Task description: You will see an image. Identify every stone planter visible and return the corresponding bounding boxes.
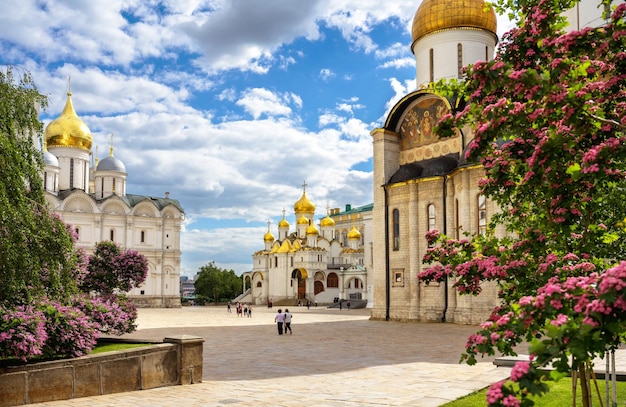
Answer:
[0,335,204,407]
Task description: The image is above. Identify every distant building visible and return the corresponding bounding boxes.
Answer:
[241,184,373,306]
[42,88,184,307]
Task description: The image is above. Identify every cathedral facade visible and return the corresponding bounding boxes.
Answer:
[370,0,501,323]
[42,90,184,307]
[242,186,373,307]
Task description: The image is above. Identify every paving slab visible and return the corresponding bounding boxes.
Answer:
[28,305,514,407]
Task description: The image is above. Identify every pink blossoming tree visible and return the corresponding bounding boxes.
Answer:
[420,0,626,405]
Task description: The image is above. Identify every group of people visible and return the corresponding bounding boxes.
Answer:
[274,308,293,335]
[227,302,252,317]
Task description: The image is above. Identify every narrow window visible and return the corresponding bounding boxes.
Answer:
[428,204,436,231]
[44,172,48,190]
[110,229,115,241]
[429,48,434,82]
[140,230,145,243]
[393,209,400,250]
[455,199,460,239]
[69,158,74,188]
[457,43,463,79]
[112,179,116,193]
[101,178,104,198]
[74,227,80,240]
[478,195,487,235]
[485,46,489,61]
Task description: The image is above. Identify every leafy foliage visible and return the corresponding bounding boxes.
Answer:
[421,0,626,405]
[82,241,148,295]
[0,67,83,305]
[194,262,241,302]
[0,69,142,361]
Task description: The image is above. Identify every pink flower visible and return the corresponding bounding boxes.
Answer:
[510,361,531,382]
[486,381,504,404]
[550,314,568,326]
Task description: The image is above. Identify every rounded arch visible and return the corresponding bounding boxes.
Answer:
[291,268,308,279]
[345,276,365,289]
[61,194,99,213]
[313,271,325,281]
[132,201,159,217]
[101,200,129,216]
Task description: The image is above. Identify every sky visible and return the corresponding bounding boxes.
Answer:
[0,0,514,276]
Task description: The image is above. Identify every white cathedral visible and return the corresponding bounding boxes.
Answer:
[41,89,184,307]
[241,184,373,307]
[369,0,620,323]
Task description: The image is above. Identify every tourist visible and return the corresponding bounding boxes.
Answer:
[243,304,248,317]
[339,300,342,311]
[227,302,232,313]
[347,301,351,311]
[248,305,252,317]
[284,309,293,335]
[274,309,285,335]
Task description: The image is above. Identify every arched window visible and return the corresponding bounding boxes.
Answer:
[327,272,339,288]
[392,209,400,250]
[478,194,487,235]
[256,281,262,288]
[457,43,463,79]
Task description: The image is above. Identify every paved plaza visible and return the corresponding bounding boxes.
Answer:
[29,305,515,406]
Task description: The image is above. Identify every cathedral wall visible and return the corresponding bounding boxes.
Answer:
[413,29,497,87]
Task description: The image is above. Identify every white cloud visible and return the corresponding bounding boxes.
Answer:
[319,68,335,81]
[235,88,294,119]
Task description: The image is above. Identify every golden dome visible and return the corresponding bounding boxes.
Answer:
[411,0,497,43]
[264,231,275,242]
[306,223,319,235]
[348,226,361,240]
[294,191,316,214]
[297,215,309,225]
[45,92,93,151]
[278,217,290,228]
[320,214,335,227]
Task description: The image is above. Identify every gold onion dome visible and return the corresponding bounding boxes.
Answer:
[320,214,335,227]
[411,0,497,43]
[306,223,319,235]
[264,231,275,242]
[278,217,290,228]
[297,215,309,225]
[294,191,316,214]
[45,91,93,151]
[348,226,361,240]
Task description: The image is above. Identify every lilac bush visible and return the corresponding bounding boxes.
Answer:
[74,295,137,336]
[38,300,98,358]
[0,305,47,361]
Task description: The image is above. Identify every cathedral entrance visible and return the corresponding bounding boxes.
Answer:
[292,268,308,299]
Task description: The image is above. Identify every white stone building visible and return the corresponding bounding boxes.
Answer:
[42,90,184,307]
[370,0,501,323]
[241,185,373,307]
[369,0,620,323]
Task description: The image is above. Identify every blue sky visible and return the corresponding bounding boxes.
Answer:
[0,0,513,275]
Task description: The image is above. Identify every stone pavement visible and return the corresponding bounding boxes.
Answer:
[29,305,515,407]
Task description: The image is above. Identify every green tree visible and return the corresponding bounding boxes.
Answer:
[194,262,241,302]
[0,67,83,305]
[421,0,626,405]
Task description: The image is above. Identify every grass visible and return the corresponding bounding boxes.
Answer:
[90,342,151,354]
[443,377,626,406]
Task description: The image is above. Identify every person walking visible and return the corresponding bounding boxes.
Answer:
[227,302,232,313]
[347,301,351,311]
[248,305,252,317]
[274,309,285,335]
[284,309,293,335]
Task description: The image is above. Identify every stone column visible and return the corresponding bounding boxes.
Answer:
[164,335,204,385]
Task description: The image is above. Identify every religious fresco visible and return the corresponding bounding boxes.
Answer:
[398,96,455,151]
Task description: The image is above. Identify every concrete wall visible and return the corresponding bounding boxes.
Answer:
[0,335,204,407]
